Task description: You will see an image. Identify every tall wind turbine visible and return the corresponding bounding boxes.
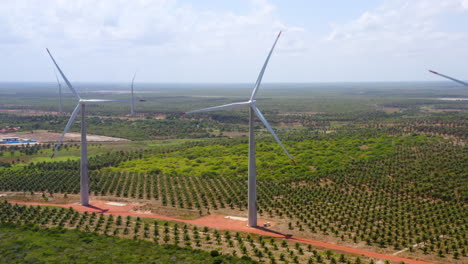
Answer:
[54,70,63,113]
[47,48,129,206]
[130,72,136,115]
[182,31,295,227]
[429,70,468,87]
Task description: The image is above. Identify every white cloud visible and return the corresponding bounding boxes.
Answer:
[0,0,303,54]
[1,0,466,82]
[326,0,468,54]
[0,0,309,82]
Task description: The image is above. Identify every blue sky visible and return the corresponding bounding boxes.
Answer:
[0,0,467,83]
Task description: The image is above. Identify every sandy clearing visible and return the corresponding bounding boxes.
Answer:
[105,202,127,207]
[11,200,435,264]
[1,131,128,143]
[225,216,248,221]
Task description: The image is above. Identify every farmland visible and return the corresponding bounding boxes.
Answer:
[0,83,467,264]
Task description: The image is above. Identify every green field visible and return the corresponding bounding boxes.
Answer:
[0,223,256,264]
[0,83,466,263]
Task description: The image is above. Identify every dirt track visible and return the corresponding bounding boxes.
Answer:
[11,200,435,264]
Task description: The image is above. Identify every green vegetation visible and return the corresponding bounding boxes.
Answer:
[0,84,467,262]
[113,133,437,180]
[0,222,255,264]
[0,202,372,264]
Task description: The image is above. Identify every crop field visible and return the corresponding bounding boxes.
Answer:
[0,83,467,264]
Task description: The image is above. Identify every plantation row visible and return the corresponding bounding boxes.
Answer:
[0,170,465,259]
[0,143,51,156]
[0,224,255,264]
[0,201,375,264]
[362,121,468,139]
[0,113,244,141]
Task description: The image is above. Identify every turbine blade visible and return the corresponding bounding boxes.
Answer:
[54,69,63,112]
[131,71,137,90]
[252,105,295,164]
[53,69,61,88]
[46,48,81,99]
[184,101,251,115]
[131,71,136,114]
[250,31,282,101]
[51,104,81,158]
[81,99,131,103]
[429,70,468,87]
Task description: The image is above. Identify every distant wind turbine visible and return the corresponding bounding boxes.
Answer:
[53,70,63,113]
[47,48,130,206]
[182,31,295,227]
[429,70,468,87]
[130,72,136,115]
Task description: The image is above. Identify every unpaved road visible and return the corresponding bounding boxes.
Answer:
[11,200,435,264]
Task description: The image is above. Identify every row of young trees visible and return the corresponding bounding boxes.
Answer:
[0,117,466,261]
[0,147,465,261]
[0,201,377,264]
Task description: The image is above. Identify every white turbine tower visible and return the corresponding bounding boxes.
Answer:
[54,70,63,113]
[47,48,129,206]
[429,70,468,87]
[130,72,136,115]
[182,31,295,227]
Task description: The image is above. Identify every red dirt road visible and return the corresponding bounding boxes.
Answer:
[11,200,434,264]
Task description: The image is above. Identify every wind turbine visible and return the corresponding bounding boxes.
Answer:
[53,70,63,113]
[130,72,136,115]
[182,31,295,227]
[429,70,468,87]
[47,48,129,206]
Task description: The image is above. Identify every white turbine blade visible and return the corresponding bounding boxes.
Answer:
[131,71,136,114]
[131,71,137,95]
[252,106,296,165]
[81,99,131,103]
[250,31,282,101]
[54,69,63,112]
[183,101,251,115]
[429,70,468,87]
[53,69,61,88]
[51,104,81,158]
[46,48,81,99]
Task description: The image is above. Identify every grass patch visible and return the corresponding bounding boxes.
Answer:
[0,223,256,264]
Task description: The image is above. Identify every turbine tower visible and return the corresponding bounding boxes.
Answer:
[54,70,63,113]
[130,72,137,115]
[47,48,129,206]
[429,70,468,87]
[182,31,295,227]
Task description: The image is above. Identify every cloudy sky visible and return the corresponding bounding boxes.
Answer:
[1,0,467,83]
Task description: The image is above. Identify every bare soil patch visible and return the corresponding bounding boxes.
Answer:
[1,131,128,143]
[9,198,436,264]
[425,108,467,113]
[381,107,400,113]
